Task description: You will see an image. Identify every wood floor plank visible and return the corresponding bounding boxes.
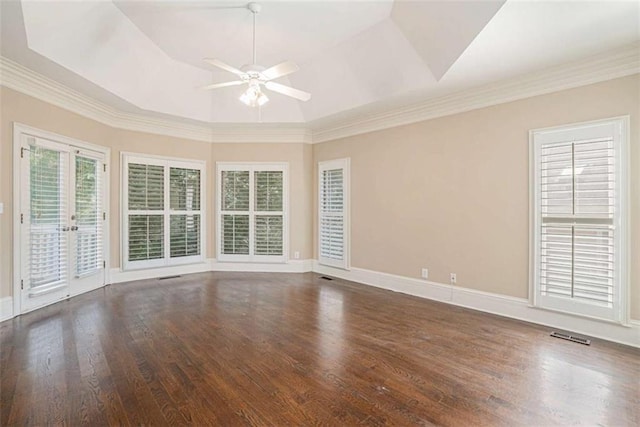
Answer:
[1,271,638,426]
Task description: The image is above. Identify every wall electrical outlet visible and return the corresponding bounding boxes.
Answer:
[421,268,429,279]
[294,251,300,259]
[450,273,457,285]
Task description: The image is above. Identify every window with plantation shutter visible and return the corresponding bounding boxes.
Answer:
[217,164,287,263]
[530,118,628,322]
[122,154,205,270]
[318,158,350,269]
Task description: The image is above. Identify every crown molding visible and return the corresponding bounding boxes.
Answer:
[0,57,312,144]
[310,44,640,143]
[2,44,638,146]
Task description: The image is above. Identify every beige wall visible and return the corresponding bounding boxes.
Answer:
[313,74,640,320]
[0,87,313,298]
[2,74,638,320]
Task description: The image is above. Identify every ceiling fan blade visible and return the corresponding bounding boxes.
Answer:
[261,61,300,81]
[200,80,244,90]
[264,82,311,102]
[203,58,245,77]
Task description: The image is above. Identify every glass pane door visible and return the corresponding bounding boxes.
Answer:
[20,137,106,313]
[21,138,70,312]
[69,151,106,296]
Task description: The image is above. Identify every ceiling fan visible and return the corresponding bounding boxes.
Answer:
[201,2,311,107]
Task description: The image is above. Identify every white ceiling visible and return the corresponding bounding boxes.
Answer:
[1,0,639,126]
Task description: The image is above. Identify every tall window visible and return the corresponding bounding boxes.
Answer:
[122,153,205,270]
[318,158,350,269]
[217,163,287,263]
[530,118,628,322]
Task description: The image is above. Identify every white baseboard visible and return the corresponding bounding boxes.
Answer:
[110,258,314,284]
[313,262,640,348]
[211,258,313,273]
[109,259,216,284]
[0,296,14,322]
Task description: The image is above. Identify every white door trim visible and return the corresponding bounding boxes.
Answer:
[12,122,111,316]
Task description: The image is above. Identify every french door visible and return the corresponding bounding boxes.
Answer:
[20,134,106,313]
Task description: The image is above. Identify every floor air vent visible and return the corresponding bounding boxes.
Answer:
[320,276,334,281]
[158,275,181,280]
[550,331,591,345]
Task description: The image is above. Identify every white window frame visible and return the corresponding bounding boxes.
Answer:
[529,117,629,324]
[318,158,350,270]
[216,162,289,263]
[121,152,206,271]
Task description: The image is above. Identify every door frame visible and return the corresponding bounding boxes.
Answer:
[12,123,111,316]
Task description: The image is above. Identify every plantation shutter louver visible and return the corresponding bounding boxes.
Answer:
[319,159,349,269]
[532,119,626,322]
[218,164,287,262]
[75,156,103,277]
[28,143,69,289]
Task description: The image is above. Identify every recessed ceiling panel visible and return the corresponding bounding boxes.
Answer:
[114,0,394,70]
[290,18,435,121]
[391,0,505,80]
[21,0,213,122]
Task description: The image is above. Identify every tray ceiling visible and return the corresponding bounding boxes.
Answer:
[1,1,638,126]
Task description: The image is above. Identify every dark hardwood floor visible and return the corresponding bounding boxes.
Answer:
[1,272,638,426]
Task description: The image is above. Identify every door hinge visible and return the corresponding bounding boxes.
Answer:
[103,163,107,172]
[21,147,24,158]
[21,280,24,290]
[20,213,24,224]
[103,212,106,220]
[103,260,106,269]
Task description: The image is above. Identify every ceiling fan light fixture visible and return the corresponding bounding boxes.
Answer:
[239,83,269,107]
[202,2,311,106]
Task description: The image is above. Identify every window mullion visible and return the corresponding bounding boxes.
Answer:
[163,163,170,264]
[249,167,255,259]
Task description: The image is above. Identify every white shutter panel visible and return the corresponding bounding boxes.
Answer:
[28,144,69,288]
[255,171,283,211]
[170,214,201,258]
[536,126,619,318]
[254,171,283,256]
[220,170,250,255]
[222,171,250,211]
[170,167,201,211]
[127,163,165,262]
[255,215,283,255]
[319,159,348,269]
[169,167,202,259]
[222,214,250,254]
[75,156,103,276]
